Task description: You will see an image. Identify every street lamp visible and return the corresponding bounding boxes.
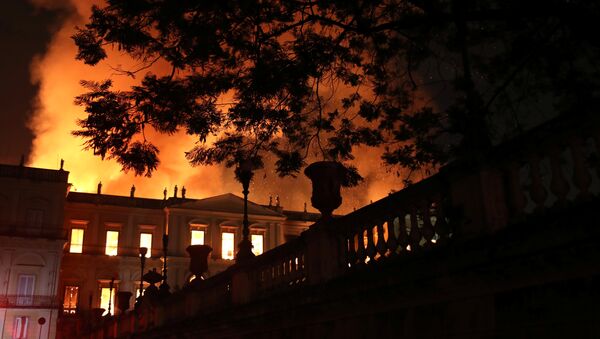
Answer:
[235,159,255,263]
[107,277,114,316]
[159,233,170,295]
[136,247,147,307]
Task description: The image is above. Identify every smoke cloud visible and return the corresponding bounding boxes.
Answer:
[27,0,407,214]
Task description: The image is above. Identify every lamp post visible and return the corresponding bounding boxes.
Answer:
[159,233,170,295]
[137,247,147,306]
[107,277,114,316]
[235,159,255,263]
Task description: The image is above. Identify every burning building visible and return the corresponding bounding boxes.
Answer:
[0,162,317,338]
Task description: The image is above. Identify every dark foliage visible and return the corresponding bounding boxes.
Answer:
[72,0,599,183]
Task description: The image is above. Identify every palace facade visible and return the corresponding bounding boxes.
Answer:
[0,163,317,338]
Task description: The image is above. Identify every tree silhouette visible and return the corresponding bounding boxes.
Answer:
[72,0,599,183]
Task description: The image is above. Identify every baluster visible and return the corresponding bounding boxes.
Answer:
[258,268,265,290]
[365,226,377,262]
[505,160,527,218]
[397,215,410,252]
[421,200,435,246]
[270,265,277,289]
[433,197,450,244]
[276,261,283,286]
[385,219,399,256]
[408,206,422,250]
[298,254,305,276]
[296,253,302,281]
[268,266,274,289]
[569,135,592,200]
[289,256,297,283]
[346,234,357,267]
[256,270,263,290]
[528,153,547,212]
[375,222,387,259]
[297,253,304,282]
[548,144,569,207]
[265,267,271,289]
[355,229,366,264]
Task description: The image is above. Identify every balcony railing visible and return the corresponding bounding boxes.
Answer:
[0,294,60,308]
[0,223,66,239]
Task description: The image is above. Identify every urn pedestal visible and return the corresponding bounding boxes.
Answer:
[142,268,163,299]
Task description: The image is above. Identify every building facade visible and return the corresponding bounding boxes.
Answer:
[0,163,318,338]
[59,188,318,337]
[59,191,316,317]
[0,164,69,339]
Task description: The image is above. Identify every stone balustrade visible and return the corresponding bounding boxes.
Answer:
[0,294,60,308]
[332,175,452,268]
[249,237,307,296]
[85,114,600,338]
[493,116,600,219]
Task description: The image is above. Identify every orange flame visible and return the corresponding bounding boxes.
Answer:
[27,0,412,214]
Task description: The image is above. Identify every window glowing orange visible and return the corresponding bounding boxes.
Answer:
[100,287,115,316]
[191,230,205,245]
[139,233,152,257]
[69,228,84,253]
[105,231,119,256]
[251,234,264,256]
[221,232,235,260]
[63,286,79,314]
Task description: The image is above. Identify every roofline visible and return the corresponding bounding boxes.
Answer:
[65,191,311,219]
[0,164,69,183]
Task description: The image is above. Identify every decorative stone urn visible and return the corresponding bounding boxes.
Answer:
[116,291,132,314]
[304,161,345,220]
[186,244,213,280]
[142,268,163,298]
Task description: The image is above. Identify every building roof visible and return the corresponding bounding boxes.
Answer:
[65,192,316,221]
[67,191,166,209]
[168,193,285,217]
[281,210,321,222]
[0,164,69,183]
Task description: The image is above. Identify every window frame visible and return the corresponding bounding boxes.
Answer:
[16,274,35,306]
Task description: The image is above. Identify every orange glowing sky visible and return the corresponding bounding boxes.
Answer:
[24,0,411,213]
